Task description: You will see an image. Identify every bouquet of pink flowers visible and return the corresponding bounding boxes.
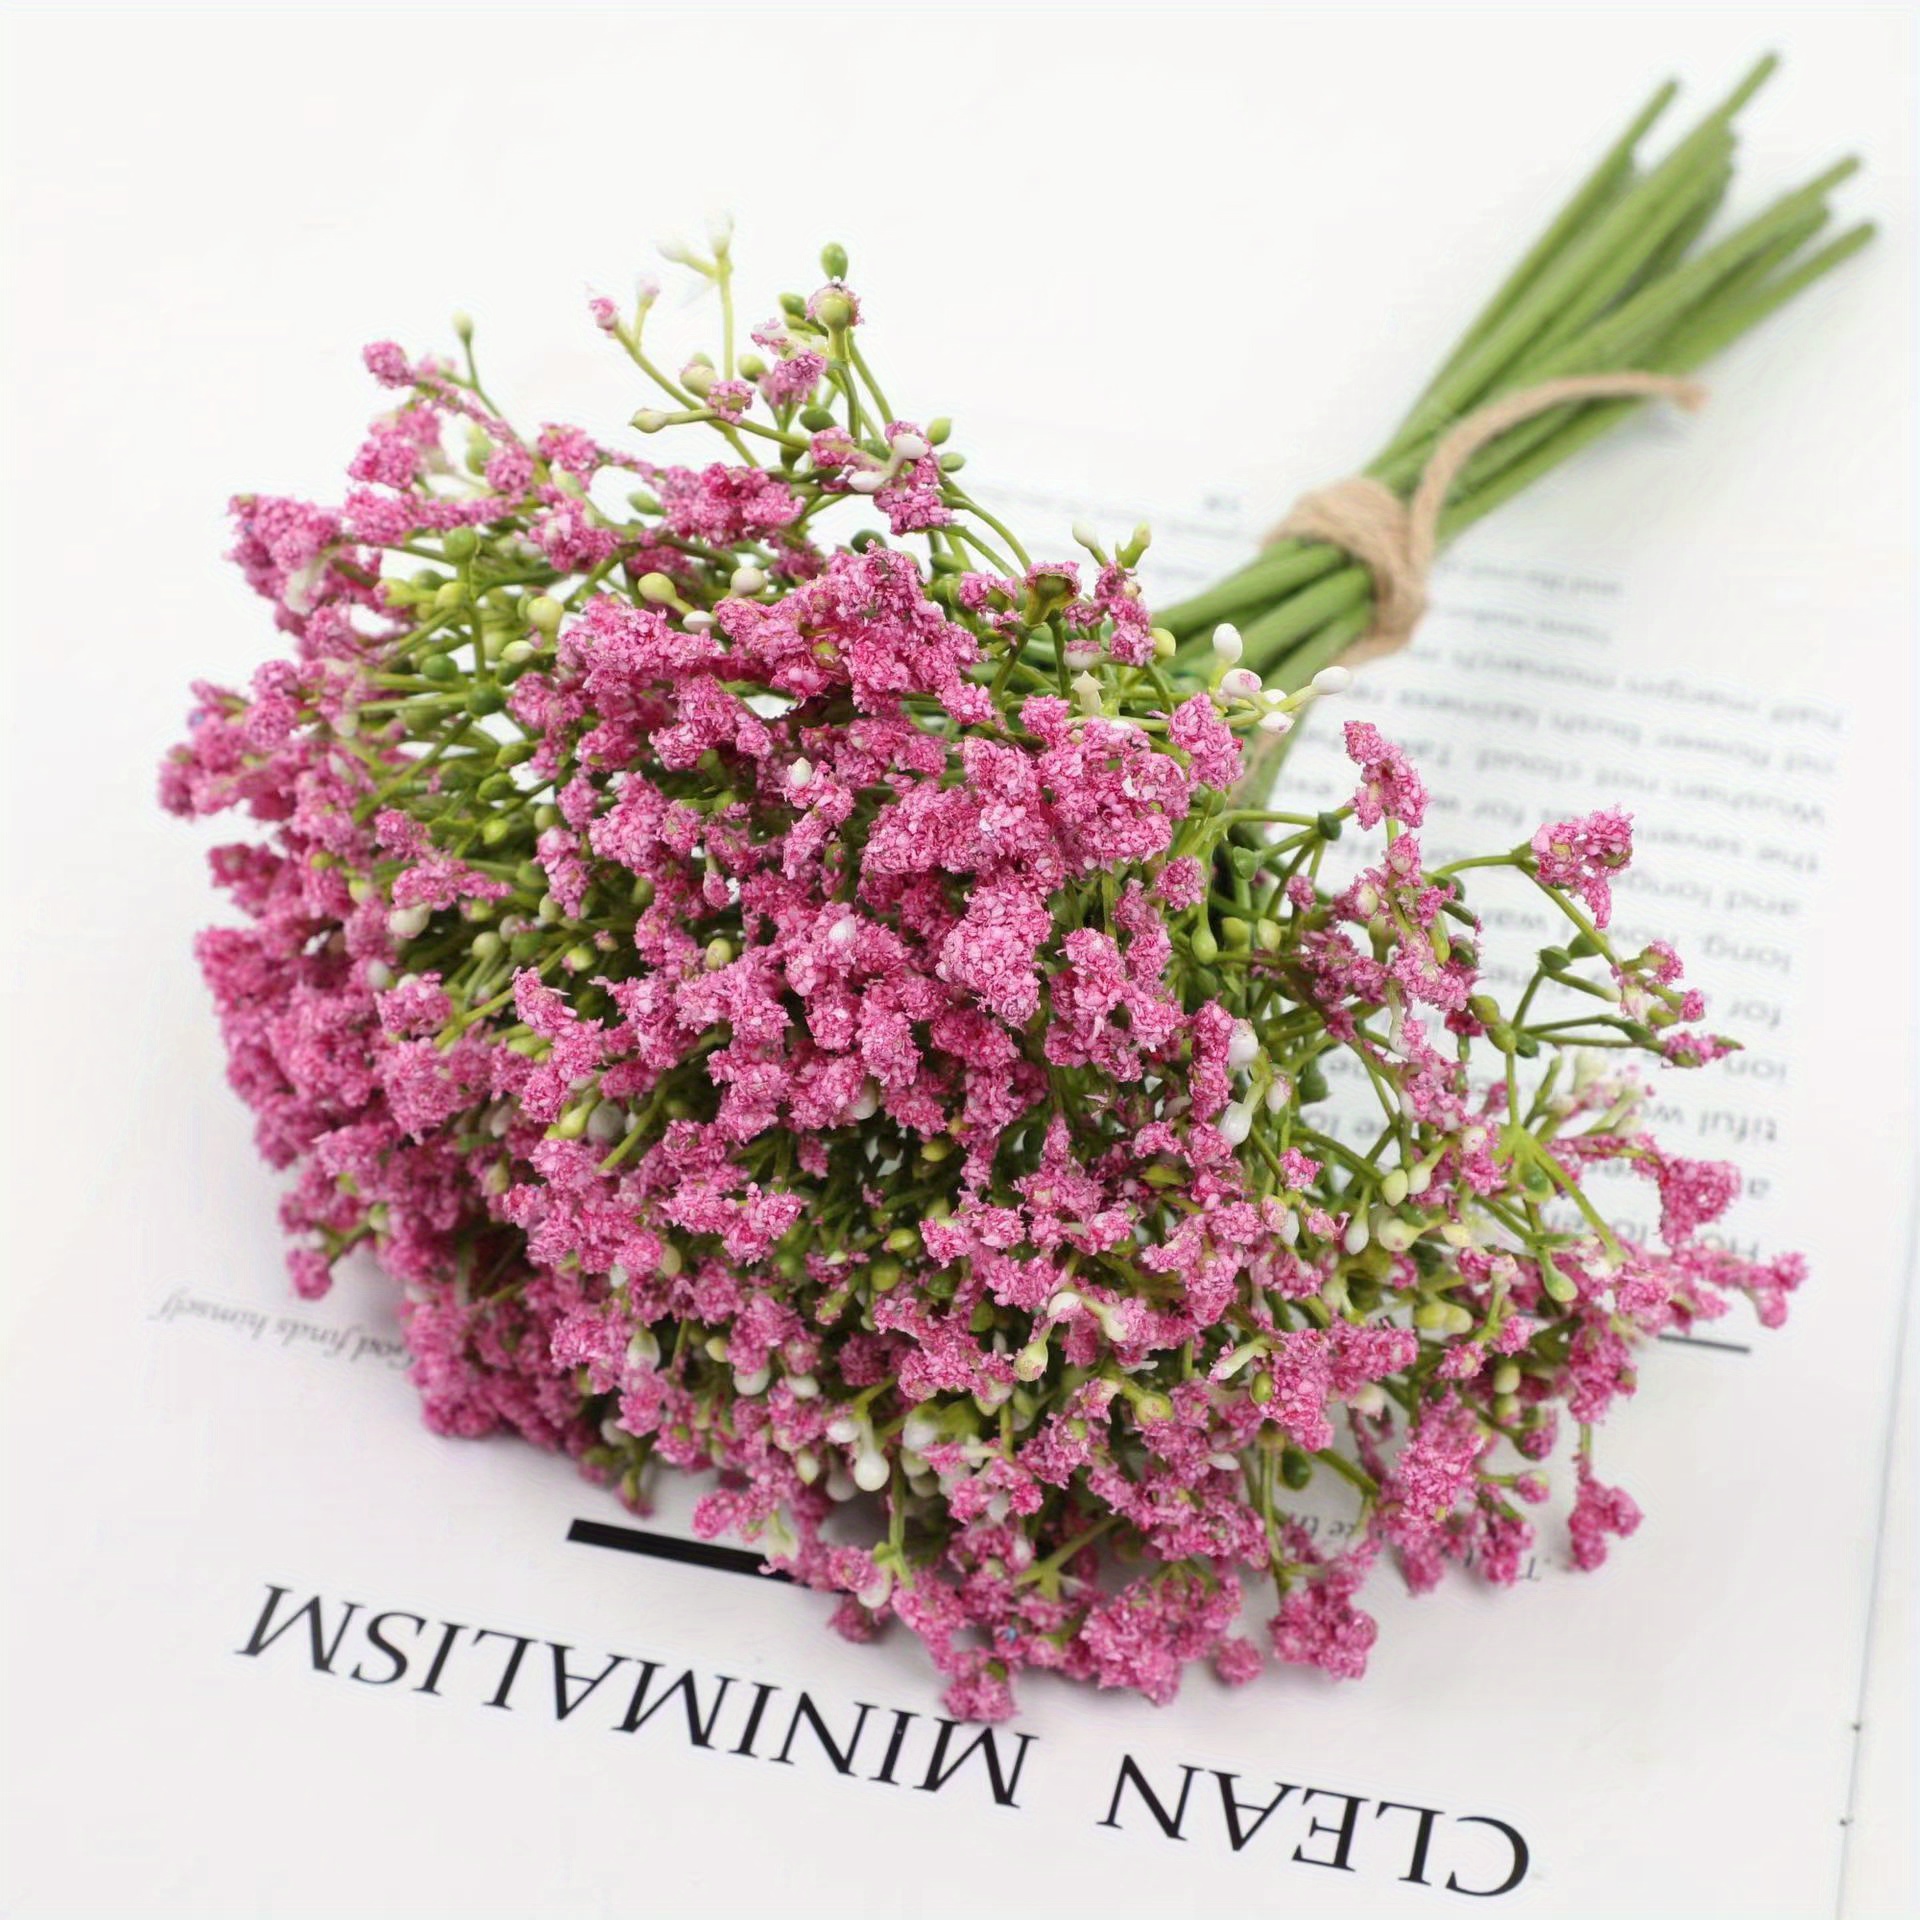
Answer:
[165,63,1860,1719]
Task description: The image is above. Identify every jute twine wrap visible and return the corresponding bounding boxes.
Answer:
[1273,372,1709,667]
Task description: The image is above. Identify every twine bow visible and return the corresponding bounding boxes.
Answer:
[1272,372,1709,666]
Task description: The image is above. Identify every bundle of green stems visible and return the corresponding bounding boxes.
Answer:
[1158,55,1871,688]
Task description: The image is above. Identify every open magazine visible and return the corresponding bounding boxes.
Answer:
[2,439,1909,1912]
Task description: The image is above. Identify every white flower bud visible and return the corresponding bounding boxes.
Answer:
[1218,1101,1255,1147]
[1219,667,1262,700]
[1211,624,1243,665]
[855,1565,893,1610]
[626,1327,660,1370]
[1351,1383,1387,1417]
[846,469,885,495]
[1014,1337,1051,1382]
[1257,709,1295,736]
[826,916,857,950]
[1342,1214,1371,1255]
[1380,1168,1410,1208]
[586,1101,625,1145]
[825,1412,861,1445]
[1226,1019,1260,1073]
[851,1448,891,1494]
[901,1411,941,1454]
[1264,1074,1293,1114]
[365,961,395,991]
[732,1365,770,1395]
[891,434,928,460]
[729,564,767,594]
[1071,670,1103,715]
[681,611,715,634]
[787,756,814,791]
[825,1467,856,1502]
[1311,665,1352,695]
[1377,1215,1418,1254]
[787,1373,820,1400]
[1071,518,1100,551]
[848,1079,880,1121]
[387,904,430,941]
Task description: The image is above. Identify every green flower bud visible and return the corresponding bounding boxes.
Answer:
[443,526,479,563]
[420,652,458,684]
[526,596,564,635]
[926,416,952,445]
[812,289,854,330]
[1540,1257,1579,1304]
[798,404,836,433]
[1491,1361,1522,1395]
[819,242,849,279]
[1189,920,1220,965]
[1280,1445,1314,1489]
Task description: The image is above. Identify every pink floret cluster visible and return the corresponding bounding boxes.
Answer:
[163,257,1803,1719]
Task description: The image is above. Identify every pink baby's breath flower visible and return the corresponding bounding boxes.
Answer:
[163,247,1806,1724]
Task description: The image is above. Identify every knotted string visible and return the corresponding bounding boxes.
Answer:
[1272,372,1709,666]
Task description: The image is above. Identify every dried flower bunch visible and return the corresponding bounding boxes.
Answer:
[166,65,1855,1718]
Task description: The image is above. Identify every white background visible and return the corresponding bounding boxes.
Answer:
[2,5,1913,1915]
